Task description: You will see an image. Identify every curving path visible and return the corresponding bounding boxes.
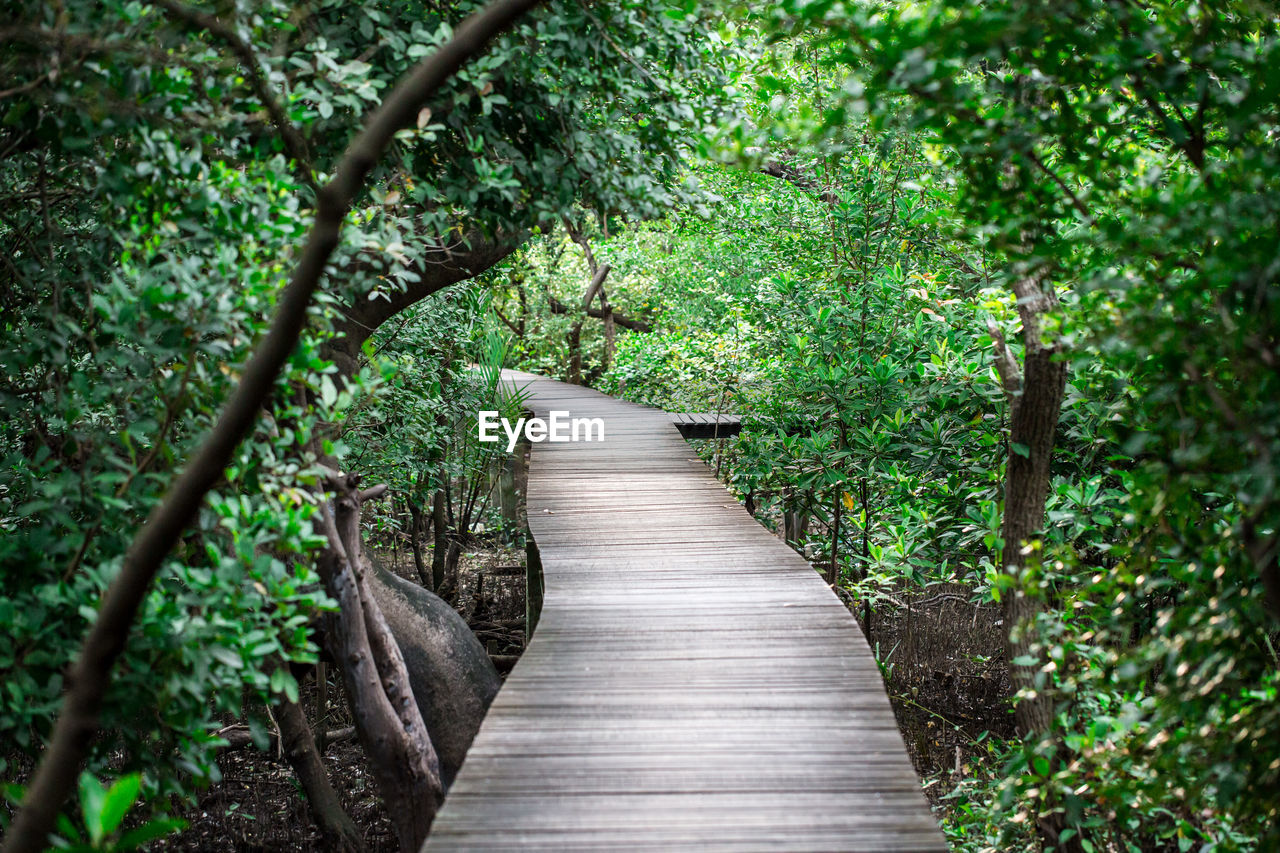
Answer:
[424,370,946,851]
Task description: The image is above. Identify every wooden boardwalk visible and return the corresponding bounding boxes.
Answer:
[425,371,945,851]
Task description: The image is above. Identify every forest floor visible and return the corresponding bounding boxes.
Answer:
[863,583,1015,804]
[161,540,526,853]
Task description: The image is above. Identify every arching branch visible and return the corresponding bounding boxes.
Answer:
[1,3,542,850]
[546,293,652,332]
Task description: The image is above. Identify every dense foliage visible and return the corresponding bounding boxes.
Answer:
[1,0,734,840]
[3,0,1279,850]
[497,3,1280,849]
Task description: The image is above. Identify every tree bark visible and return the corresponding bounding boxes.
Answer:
[431,488,448,593]
[567,319,584,384]
[317,474,442,852]
[561,217,630,382]
[275,695,365,853]
[408,500,431,589]
[314,661,330,753]
[989,256,1077,853]
[328,230,523,376]
[599,286,617,371]
[1,4,542,849]
[993,263,1067,738]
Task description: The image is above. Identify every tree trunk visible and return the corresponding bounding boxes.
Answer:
[408,500,431,588]
[600,287,617,372]
[276,694,365,853]
[989,258,1078,852]
[443,538,463,603]
[316,474,443,852]
[990,265,1067,737]
[567,320,584,385]
[1001,343,1066,736]
[431,488,447,593]
[314,661,330,753]
[562,217,613,384]
[603,311,616,367]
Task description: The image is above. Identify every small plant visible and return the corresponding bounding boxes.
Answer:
[48,773,185,852]
[874,640,900,681]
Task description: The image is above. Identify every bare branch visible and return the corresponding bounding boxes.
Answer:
[581,262,610,309]
[987,317,1023,407]
[547,293,651,332]
[359,483,389,502]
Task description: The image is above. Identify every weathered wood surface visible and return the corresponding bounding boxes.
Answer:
[669,412,742,439]
[425,370,945,851]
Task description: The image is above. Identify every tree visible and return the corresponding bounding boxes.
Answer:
[756,0,1280,846]
[1,3,542,850]
[1,1,738,849]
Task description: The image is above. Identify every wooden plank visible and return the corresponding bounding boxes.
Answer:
[425,370,944,850]
[669,411,743,439]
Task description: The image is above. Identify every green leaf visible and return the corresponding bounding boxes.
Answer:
[270,668,299,703]
[209,646,243,670]
[99,774,142,837]
[78,773,106,845]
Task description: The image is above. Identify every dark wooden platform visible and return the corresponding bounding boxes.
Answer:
[669,412,742,440]
[424,370,945,851]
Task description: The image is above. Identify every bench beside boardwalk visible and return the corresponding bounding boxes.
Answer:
[425,370,946,851]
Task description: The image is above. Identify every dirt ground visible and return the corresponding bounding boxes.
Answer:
[843,582,1015,805]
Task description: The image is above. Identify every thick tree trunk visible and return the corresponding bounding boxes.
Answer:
[316,474,443,852]
[993,267,1067,736]
[367,562,500,787]
[276,695,365,853]
[1000,344,1066,736]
